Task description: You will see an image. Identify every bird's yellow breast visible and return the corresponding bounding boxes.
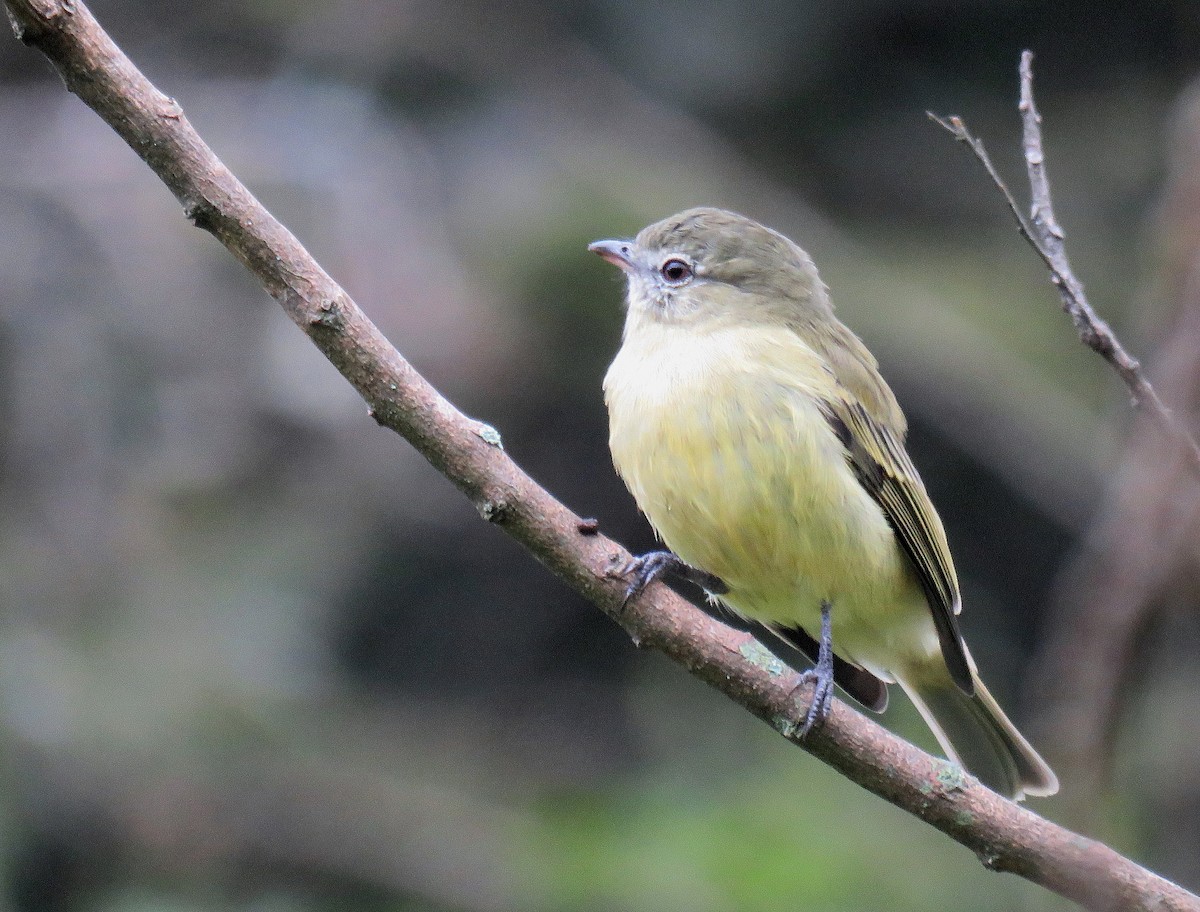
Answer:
[604,320,934,669]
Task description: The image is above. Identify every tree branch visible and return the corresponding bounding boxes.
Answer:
[4,4,1196,909]
[930,51,1200,479]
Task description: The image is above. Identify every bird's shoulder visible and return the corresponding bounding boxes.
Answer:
[801,318,906,435]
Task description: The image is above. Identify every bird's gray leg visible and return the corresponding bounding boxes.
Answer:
[614,550,728,609]
[794,600,835,737]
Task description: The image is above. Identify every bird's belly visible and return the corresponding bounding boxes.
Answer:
[606,340,938,671]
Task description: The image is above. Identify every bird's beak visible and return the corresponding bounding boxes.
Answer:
[588,239,637,274]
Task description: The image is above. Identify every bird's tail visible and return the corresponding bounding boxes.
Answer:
[898,657,1058,801]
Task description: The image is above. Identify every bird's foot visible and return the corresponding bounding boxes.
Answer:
[793,600,835,738]
[610,550,727,610]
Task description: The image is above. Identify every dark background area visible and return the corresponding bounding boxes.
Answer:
[2,1,1199,909]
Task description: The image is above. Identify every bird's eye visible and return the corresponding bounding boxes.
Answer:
[660,258,693,285]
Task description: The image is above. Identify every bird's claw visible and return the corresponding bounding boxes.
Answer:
[795,666,835,737]
[791,600,836,738]
[609,550,728,611]
[612,550,677,610]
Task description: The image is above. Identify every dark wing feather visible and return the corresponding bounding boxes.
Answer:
[821,399,974,694]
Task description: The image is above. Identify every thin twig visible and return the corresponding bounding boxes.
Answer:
[4,4,1198,910]
[1029,89,1200,809]
[931,51,1200,478]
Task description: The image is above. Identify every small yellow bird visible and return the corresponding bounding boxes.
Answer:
[591,207,1057,800]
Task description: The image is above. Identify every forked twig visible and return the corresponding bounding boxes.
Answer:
[931,50,1200,478]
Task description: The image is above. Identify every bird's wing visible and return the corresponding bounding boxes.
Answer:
[819,393,974,694]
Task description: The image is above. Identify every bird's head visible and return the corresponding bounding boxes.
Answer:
[589,207,831,329]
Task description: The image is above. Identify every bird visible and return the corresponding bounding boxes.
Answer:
[590,206,1057,800]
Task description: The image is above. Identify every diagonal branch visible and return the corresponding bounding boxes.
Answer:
[931,51,1200,479]
[3,4,1196,910]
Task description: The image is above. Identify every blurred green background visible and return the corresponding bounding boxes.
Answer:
[2,1,1199,910]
